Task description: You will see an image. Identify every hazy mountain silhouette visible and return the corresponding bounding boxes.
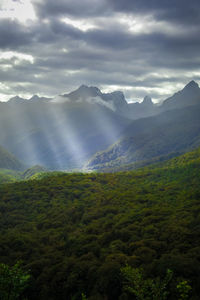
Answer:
[0,145,24,170]
[0,98,130,169]
[87,103,200,170]
[161,80,200,111]
[1,81,200,170]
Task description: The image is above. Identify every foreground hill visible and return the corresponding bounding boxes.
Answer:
[87,104,200,170]
[0,165,54,184]
[0,148,200,299]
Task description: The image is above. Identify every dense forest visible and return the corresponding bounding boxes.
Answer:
[0,147,200,299]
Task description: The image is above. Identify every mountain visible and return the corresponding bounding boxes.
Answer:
[55,85,160,121]
[8,95,52,104]
[60,84,128,112]
[161,80,200,111]
[8,96,27,104]
[28,95,52,103]
[1,81,200,170]
[0,98,131,169]
[22,165,47,179]
[0,145,24,170]
[123,95,157,119]
[87,103,200,170]
[123,80,200,120]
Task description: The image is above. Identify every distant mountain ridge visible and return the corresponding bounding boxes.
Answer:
[8,95,52,104]
[60,84,128,112]
[6,80,200,117]
[0,80,199,170]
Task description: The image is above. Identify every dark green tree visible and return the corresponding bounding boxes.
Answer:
[0,262,30,300]
[176,280,192,300]
[121,265,173,300]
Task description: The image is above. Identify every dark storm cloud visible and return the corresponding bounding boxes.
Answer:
[0,0,200,101]
[34,0,200,26]
[34,0,108,18]
[109,0,200,24]
[0,19,33,49]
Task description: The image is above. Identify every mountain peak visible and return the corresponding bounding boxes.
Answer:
[161,80,200,111]
[184,80,199,90]
[78,84,89,90]
[142,95,153,105]
[8,96,27,104]
[29,95,52,102]
[65,85,102,100]
[29,95,40,101]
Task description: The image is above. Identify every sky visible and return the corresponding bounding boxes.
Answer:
[0,0,200,102]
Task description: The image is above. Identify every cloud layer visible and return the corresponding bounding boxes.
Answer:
[0,0,200,101]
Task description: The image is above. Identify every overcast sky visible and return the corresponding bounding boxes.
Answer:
[0,0,200,102]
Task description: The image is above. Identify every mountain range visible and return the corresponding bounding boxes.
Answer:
[0,80,200,170]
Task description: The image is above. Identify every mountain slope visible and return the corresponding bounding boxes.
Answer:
[1,81,200,170]
[124,95,157,119]
[0,100,131,169]
[161,80,200,111]
[0,147,200,299]
[87,104,200,169]
[0,145,24,170]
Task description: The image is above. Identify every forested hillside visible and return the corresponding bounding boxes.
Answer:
[0,148,200,299]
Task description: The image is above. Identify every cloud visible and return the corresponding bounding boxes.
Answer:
[34,0,108,18]
[34,0,200,27]
[0,0,200,102]
[108,0,200,26]
[0,19,34,49]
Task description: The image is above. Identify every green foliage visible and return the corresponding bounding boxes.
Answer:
[22,165,47,179]
[0,167,62,184]
[177,280,192,300]
[0,169,22,184]
[121,266,173,300]
[0,261,30,300]
[0,148,200,299]
[81,293,88,300]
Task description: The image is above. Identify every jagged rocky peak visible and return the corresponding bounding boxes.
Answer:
[110,91,126,100]
[78,85,101,95]
[142,95,153,105]
[183,80,199,91]
[64,85,102,101]
[102,90,127,108]
[176,80,200,98]
[161,80,200,111]
[62,85,127,111]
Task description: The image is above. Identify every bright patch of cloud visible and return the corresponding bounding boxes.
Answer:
[0,51,34,63]
[61,17,98,31]
[118,14,188,36]
[0,0,36,23]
